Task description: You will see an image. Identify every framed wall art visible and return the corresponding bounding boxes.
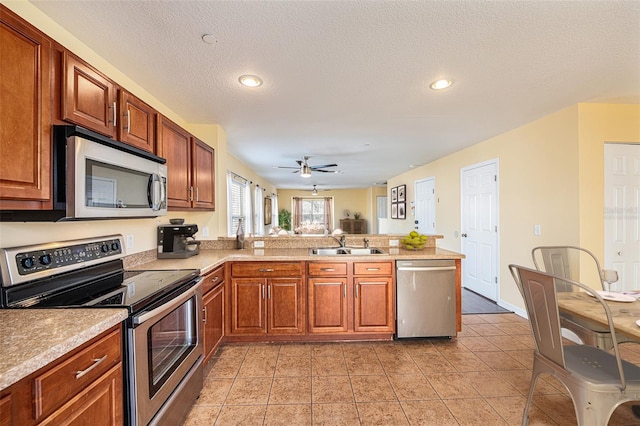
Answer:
[398,202,406,219]
[391,187,398,203]
[391,203,398,219]
[397,184,406,202]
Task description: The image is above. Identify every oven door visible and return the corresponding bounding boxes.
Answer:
[129,280,203,426]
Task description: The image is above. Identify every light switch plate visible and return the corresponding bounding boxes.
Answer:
[254,240,265,248]
[534,224,541,236]
[389,239,399,247]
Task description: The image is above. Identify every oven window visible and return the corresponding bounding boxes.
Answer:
[147,295,198,396]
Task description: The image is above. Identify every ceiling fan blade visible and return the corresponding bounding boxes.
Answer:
[296,160,303,166]
[314,169,336,173]
[310,164,337,169]
[275,165,300,169]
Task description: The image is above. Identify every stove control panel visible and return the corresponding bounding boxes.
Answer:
[1,235,125,286]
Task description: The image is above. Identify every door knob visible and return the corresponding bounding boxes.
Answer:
[618,251,623,256]
[461,233,468,238]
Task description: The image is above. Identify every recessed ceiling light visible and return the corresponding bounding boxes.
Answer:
[429,79,453,90]
[201,34,217,44]
[238,75,263,87]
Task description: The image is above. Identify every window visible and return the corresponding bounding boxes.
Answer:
[227,172,251,236]
[292,197,333,234]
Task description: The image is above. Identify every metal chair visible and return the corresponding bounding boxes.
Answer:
[531,246,624,349]
[509,265,640,426]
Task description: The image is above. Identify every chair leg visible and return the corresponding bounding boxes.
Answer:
[522,372,541,426]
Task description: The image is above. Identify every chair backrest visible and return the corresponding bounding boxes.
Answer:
[509,264,565,366]
[509,264,628,387]
[531,246,604,291]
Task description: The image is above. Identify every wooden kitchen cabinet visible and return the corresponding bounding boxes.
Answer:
[62,51,118,138]
[0,325,124,425]
[339,219,366,234]
[228,262,305,336]
[157,115,215,210]
[308,260,394,335]
[0,6,52,207]
[118,89,156,152]
[202,265,225,364]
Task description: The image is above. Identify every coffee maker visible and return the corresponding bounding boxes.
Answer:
[157,224,201,258]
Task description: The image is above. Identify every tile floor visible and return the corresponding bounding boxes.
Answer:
[183,313,640,425]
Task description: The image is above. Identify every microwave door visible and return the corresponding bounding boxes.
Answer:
[148,173,167,211]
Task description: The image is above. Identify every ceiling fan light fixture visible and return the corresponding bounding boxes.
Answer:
[312,185,318,195]
[238,74,263,87]
[429,79,453,90]
[300,164,312,178]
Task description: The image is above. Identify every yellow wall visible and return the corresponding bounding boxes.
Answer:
[277,188,377,233]
[0,1,276,250]
[388,103,639,310]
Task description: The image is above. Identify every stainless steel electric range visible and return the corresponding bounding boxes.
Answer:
[0,235,203,426]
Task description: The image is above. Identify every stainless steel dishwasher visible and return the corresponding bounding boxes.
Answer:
[396,259,457,338]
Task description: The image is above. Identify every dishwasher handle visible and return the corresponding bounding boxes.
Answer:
[396,266,457,272]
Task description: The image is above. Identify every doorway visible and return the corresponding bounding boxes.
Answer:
[604,143,640,291]
[460,159,499,301]
[376,196,387,234]
[414,177,436,235]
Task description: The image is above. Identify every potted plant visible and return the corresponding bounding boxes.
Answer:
[278,208,292,231]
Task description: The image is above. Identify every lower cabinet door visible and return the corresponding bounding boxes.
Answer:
[203,285,224,362]
[354,277,394,332]
[267,278,305,334]
[231,278,267,334]
[308,278,348,333]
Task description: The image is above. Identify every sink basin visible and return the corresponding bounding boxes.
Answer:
[309,247,386,255]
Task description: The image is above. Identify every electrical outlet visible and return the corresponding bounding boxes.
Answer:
[534,224,541,236]
[202,227,209,237]
[254,240,265,248]
[126,234,134,249]
[389,239,399,247]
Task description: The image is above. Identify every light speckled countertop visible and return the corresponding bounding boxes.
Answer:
[0,308,128,391]
[133,247,464,274]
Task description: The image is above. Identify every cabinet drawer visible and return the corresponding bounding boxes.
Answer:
[33,328,122,420]
[308,262,348,276]
[231,262,302,277]
[202,264,225,294]
[353,262,393,276]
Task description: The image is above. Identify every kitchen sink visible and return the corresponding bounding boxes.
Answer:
[309,247,386,255]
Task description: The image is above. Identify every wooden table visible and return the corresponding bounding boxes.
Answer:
[557,292,640,343]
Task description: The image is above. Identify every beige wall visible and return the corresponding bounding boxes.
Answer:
[0,1,276,251]
[387,103,639,311]
[277,188,377,233]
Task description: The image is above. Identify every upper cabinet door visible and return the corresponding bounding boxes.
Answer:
[0,6,52,203]
[118,90,156,153]
[192,138,215,210]
[157,115,192,209]
[62,51,117,138]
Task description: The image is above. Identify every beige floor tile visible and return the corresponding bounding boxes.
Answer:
[484,396,557,425]
[311,403,360,425]
[214,405,266,425]
[458,336,501,352]
[208,356,244,379]
[246,343,281,357]
[446,352,493,372]
[238,355,277,377]
[356,402,409,425]
[505,349,534,369]
[530,393,577,425]
[387,374,438,401]
[426,373,481,399]
[465,323,507,336]
[277,343,311,357]
[263,404,311,425]
[311,376,355,403]
[444,397,508,425]
[379,357,422,375]
[268,377,311,404]
[274,355,311,377]
[474,350,527,370]
[183,404,221,426]
[215,344,250,358]
[411,353,457,374]
[224,377,272,405]
[310,342,344,357]
[197,378,234,405]
[312,355,349,376]
[341,342,377,357]
[344,354,385,375]
[400,400,459,426]
[350,375,397,402]
[484,335,531,351]
[462,371,519,398]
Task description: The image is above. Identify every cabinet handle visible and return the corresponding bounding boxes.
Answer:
[355,284,359,298]
[195,187,199,202]
[258,268,274,272]
[267,284,271,299]
[75,355,107,379]
[262,284,265,299]
[366,268,380,271]
[108,102,117,127]
[211,276,220,283]
[320,268,336,272]
[359,281,386,285]
[343,283,347,299]
[189,186,194,201]
[124,109,131,133]
[203,306,207,323]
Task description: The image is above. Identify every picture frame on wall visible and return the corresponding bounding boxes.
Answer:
[391,203,398,219]
[264,197,272,225]
[398,202,406,219]
[391,187,398,203]
[397,184,406,202]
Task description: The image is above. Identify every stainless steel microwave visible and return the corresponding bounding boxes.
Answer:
[1,125,167,221]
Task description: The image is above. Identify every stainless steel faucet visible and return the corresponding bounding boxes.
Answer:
[363,238,370,248]
[328,234,346,247]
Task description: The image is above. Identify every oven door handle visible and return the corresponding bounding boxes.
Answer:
[133,279,201,326]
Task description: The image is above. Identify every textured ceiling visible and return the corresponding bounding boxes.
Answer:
[30,0,640,189]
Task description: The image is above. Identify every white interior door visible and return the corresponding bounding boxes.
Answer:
[604,143,640,291]
[376,196,387,233]
[415,178,436,234]
[461,160,499,301]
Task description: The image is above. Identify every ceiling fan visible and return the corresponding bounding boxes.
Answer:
[310,185,328,195]
[275,156,338,178]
